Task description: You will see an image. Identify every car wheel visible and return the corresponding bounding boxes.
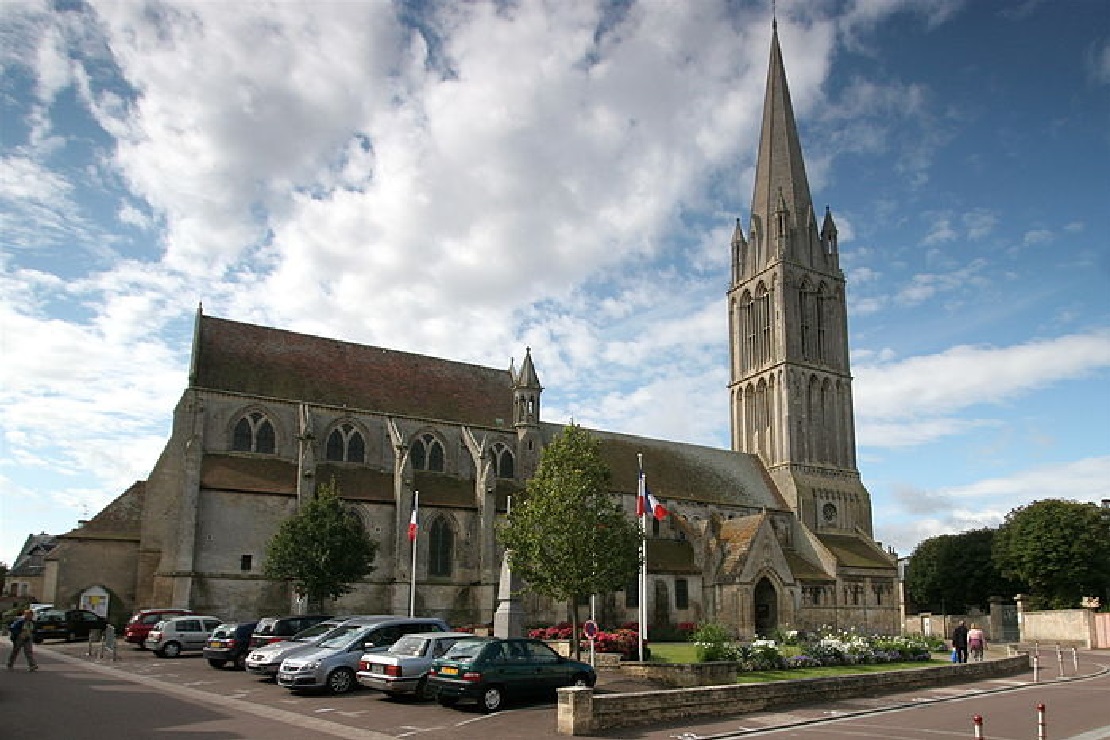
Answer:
[572,672,594,687]
[327,667,355,694]
[436,695,458,707]
[233,653,247,671]
[161,641,182,658]
[414,677,431,701]
[66,630,77,642]
[480,685,504,713]
[208,658,227,669]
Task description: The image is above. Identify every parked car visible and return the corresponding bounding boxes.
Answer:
[145,615,222,657]
[202,620,258,669]
[357,631,472,699]
[245,617,350,677]
[250,614,332,649]
[277,616,449,694]
[31,609,107,643]
[428,637,596,712]
[122,608,194,648]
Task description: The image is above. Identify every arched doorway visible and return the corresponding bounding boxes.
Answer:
[753,578,777,637]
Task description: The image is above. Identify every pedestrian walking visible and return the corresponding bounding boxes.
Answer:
[967,623,986,661]
[951,620,969,664]
[6,609,39,671]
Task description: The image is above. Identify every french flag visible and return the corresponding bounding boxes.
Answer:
[636,472,668,521]
[407,501,419,542]
[645,488,668,521]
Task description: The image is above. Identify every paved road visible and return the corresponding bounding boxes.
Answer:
[4,641,1108,739]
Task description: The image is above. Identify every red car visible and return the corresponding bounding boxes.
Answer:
[122,608,194,647]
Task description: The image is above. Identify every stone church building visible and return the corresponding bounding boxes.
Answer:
[43,23,898,637]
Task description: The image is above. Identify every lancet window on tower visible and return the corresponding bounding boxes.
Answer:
[232,410,276,454]
[325,422,365,463]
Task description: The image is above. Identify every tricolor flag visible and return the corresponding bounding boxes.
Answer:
[407,501,419,542]
[646,488,668,521]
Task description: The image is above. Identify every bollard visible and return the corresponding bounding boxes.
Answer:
[1071,647,1078,674]
[1033,654,1039,683]
[1055,644,1064,676]
[973,714,984,739]
[1037,703,1046,740]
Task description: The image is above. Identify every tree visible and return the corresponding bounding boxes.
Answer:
[264,478,378,611]
[993,499,1110,610]
[905,529,1023,613]
[498,425,642,657]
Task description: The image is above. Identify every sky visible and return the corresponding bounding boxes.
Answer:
[2,0,1109,571]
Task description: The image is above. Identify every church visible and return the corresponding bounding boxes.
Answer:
[42,22,899,638]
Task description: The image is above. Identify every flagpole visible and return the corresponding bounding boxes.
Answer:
[409,490,419,618]
[637,453,647,662]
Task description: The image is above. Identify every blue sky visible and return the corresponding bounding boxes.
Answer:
[2,0,1108,570]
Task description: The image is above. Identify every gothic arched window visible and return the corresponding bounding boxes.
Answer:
[493,444,514,479]
[232,411,276,454]
[411,433,445,472]
[429,517,454,577]
[326,422,366,463]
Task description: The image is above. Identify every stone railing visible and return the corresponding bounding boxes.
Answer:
[557,655,1030,735]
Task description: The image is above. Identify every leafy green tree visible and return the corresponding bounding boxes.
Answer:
[498,425,642,657]
[905,529,1024,613]
[264,478,378,611]
[993,499,1110,610]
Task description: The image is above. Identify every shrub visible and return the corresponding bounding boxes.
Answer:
[692,621,737,662]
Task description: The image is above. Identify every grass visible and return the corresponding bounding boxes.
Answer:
[646,642,941,683]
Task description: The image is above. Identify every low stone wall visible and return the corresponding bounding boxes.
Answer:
[618,661,738,688]
[557,655,1030,735]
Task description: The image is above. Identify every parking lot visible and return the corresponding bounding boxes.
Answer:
[35,638,599,739]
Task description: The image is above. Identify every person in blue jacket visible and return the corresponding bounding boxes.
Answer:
[6,609,39,671]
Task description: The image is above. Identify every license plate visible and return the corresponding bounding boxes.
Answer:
[208,640,221,648]
[372,665,385,674]
[440,666,458,676]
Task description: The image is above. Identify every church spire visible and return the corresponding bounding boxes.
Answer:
[750,20,814,239]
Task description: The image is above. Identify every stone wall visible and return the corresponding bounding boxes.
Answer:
[1021,609,1096,648]
[556,655,1030,735]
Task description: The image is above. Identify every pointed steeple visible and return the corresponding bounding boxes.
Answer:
[512,347,542,429]
[750,21,814,237]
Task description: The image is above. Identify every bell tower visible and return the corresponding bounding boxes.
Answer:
[728,20,871,536]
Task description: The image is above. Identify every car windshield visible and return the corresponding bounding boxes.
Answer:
[254,618,278,635]
[211,623,236,638]
[389,635,428,657]
[316,624,369,649]
[292,621,339,642]
[443,639,489,661]
[38,610,65,622]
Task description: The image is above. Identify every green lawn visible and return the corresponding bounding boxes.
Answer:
[646,642,941,683]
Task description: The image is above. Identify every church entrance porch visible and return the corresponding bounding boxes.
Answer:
[754,577,777,637]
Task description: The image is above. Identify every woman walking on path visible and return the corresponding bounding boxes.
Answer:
[967,623,986,661]
[6,609,39,671]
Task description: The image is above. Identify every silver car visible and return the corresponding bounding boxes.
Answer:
[145,615,222,657]
[356,631,472,699]
[245,617,349,677]
[277,617,449,694]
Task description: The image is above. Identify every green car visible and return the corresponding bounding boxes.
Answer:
[428,637,596,712]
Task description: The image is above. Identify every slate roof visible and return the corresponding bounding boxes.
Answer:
[192,314,515,429]
[543,424,788,510]
[817,533,895,570]
[10,534,57,577]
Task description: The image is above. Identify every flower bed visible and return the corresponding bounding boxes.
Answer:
[693,624,934,671]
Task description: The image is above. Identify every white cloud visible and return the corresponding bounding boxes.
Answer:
[876,456,1110,555]
[855,331,1110,446]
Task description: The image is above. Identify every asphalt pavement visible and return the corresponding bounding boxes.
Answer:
[5,639,1108,740]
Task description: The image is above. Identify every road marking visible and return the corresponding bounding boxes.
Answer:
[42,648,397,740]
